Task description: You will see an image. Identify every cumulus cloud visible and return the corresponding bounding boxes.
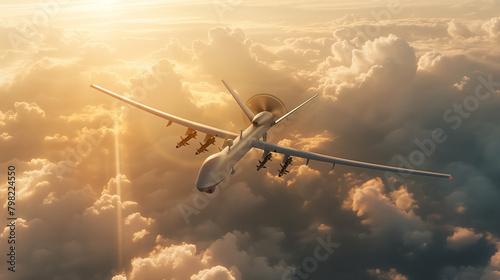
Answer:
[251,37,333,71]
[315,34,417,98]
[342,178,433,249]
[446,16,500,42]
[190,266,237,280]
[122,243,205,280]
[482,238,500,280]
[287,130,336,151]
[448,19,475,39]
[114,230,290,280]
[1,132,13,140]
[483,16,500,40]
[0,158,155,280]
[192,27,305,97]
[2,2,500,280]
[44,133,69,142]
[368,268,408,280]
[447,227,484,251]
[151,38,192,64]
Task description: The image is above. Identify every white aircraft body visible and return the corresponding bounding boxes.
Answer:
[90,81,452,193]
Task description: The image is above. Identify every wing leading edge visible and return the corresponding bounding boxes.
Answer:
[250,139,452,179]
[90,85,238,139]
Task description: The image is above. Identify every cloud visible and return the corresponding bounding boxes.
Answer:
[447,227,484,251]
[60,105,115,124]
[44,133,69,142]
[446,16,500,42]
[481,237,500,280]
[0,158,155,280]
[252,37,333,71]
[1,132,13,140]
[448,19,475,39]
[288,130,336,151]
[368,268,408,280]
[343,178,432,247]
[13,101,46,118]
[315,34,417,98]
[79,42,116,65]
[2,2,500,280]
[482,16,500,40]
[190,266,237,280]
[124,243,205,280]
[0,102,46,134]
[115,230,290,280]
[201,231,290,280]
[389,186,418,212]
[442,234,500,279]
[192,27,305,96]
[151,38,192,64]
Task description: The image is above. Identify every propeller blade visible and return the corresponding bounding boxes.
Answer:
[244,93,287,126]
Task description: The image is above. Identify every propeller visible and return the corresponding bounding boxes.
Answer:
[243,94,287,126]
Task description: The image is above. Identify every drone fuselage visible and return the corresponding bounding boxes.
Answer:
[195,112,273,193]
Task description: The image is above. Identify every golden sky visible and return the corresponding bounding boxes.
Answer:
[1,1,500,279]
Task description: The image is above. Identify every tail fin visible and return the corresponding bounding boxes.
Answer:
[221,80,255,121]
[273,94,318,125]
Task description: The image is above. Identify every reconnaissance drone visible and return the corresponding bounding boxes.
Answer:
[91,81,451,193]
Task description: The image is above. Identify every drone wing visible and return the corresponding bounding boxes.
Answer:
[90,84,238,139]
[250,139,452,179]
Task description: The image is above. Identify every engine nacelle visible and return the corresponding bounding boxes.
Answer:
[251,111,273,126]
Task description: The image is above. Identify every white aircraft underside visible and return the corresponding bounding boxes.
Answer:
[90,81,452,193]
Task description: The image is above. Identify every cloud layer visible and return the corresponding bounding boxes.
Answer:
[1,1,500,280]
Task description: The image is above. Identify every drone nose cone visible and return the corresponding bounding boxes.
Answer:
[195,179,219,193]
[195,152,229,193]
[196,172,223,193]
[195,174,218,189]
